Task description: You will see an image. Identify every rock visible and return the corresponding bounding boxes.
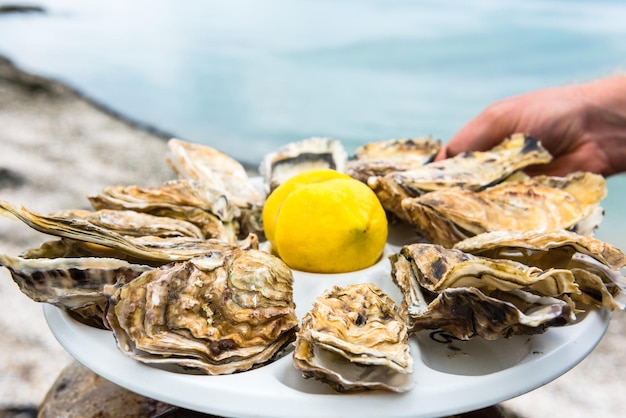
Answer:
[38,362,174,418]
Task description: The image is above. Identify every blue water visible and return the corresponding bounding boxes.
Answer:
[1,0,626,248]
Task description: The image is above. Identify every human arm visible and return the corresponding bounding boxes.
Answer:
[438,76,626,177]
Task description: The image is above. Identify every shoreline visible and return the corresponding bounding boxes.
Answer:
[1,56,625,417]
[0,54,176,410]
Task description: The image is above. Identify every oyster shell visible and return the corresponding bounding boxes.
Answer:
[369,133,551,200]
[52,209,206,239]
[390,243,575,340]
[167,139,264,236]
[105,249,299,375]
[88,180,239,242]
[293,283,414,393]
[395,243,579,298]
[167,138,263,208]
[454,229,626,310]
[259,137,348,193]
[454,229,625,271]
[0,200,256,263]
[401,172,606,247]
[346,137,440,183]
[0,253,151,327]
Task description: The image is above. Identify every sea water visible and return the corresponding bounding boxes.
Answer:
[1,0,625,248]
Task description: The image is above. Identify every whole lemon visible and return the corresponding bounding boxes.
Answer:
[263,169,388,273]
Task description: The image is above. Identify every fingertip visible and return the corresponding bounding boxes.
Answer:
[434,145,448,161]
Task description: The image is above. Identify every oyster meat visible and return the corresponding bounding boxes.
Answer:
[259,137,348,193]
[390,243,575,340]
[346,137,441,183]
[106,249,299,375]
[401,172,606,247]
[293,283,414,393]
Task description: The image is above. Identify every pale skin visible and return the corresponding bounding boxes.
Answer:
[437,76,626,177]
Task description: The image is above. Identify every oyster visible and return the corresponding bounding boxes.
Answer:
[167,138,263,208]
[454,229,626,310]
[259,137,348,193]
[105,249,299,375]
[390,244,575,340]
[293,283,414,393]
[0,200,256,263]
[346,137,441,183]
[0,253,151,327]
[88,180,239,242]
[51,209,206,239]
[394,243,579,299]
[454,229,625,271]
[401,172,606,247]
[369,133,551,199]
[167,139,264,235]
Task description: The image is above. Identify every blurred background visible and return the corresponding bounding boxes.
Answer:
[2,0,626,249]
[1,2,626,416]
[2,1,625,160]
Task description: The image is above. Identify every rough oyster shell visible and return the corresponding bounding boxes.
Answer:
[369,133,551,202]
[293,283,414,393]
[52,209,206,239]
[105,249,299,375]
[259,137,348,193]
[167,139,263,236]
[346,137,440,183]
[0,200,256,263]
[390,244,575,340]
[88,179,239,242]
[395,243,579,298]
[454,229,626,310]
[0,253,151,327]
[400,172,606,247]
[454,229,625,271]
[167,138,263,207]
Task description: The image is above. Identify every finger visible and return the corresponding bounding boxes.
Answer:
[446,104,519,157]
[434,145,448,162]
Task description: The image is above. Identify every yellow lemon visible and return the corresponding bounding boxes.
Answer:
[262,169,351,243]
[263,170,388,273]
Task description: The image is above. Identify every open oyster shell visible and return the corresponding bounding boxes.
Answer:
[293,283,414,393]
[88,179,240,242]
[400,172,606,247]
[0,253,151,327]
[259,137,348,193]
[0,200,257,263]
[454,229,626,310]
[390,243,575,340]
[105,249,299,375]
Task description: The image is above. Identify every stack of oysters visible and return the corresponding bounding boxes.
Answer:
[1,134,624,395]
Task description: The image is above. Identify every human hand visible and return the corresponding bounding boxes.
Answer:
[437,77,626,177]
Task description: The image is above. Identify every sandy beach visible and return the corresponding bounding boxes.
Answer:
[1,56,625,417]
[0,55,173,412]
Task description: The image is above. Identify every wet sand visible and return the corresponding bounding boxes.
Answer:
[0,56,624,417]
